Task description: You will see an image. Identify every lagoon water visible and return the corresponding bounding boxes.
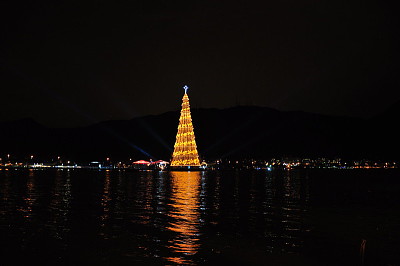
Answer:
[0,169,399,265]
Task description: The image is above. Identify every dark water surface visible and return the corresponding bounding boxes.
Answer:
[0,169,399,265]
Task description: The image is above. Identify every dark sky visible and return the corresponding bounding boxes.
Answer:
[1,0,399,127]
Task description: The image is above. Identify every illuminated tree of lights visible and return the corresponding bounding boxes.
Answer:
[170,86,201,167]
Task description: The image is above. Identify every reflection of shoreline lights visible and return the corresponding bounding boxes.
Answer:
[166,171,201,264]
[47,170,72,240]
[170,86,201,167]
[18,171,36,219]
[99,171,112,239]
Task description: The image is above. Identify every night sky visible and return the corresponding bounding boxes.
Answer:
[1,0,399,127]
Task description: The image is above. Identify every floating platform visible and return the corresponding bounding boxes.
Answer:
[169,166,206,171]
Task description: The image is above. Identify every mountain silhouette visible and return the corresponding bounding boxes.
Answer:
[0,106,397,161]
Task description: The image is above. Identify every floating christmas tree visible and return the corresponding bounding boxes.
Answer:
[170,86,201,167]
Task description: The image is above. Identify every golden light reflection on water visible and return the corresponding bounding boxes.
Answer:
[166,171,201,264]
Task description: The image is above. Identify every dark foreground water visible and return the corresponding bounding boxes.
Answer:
[0,169,399,265]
